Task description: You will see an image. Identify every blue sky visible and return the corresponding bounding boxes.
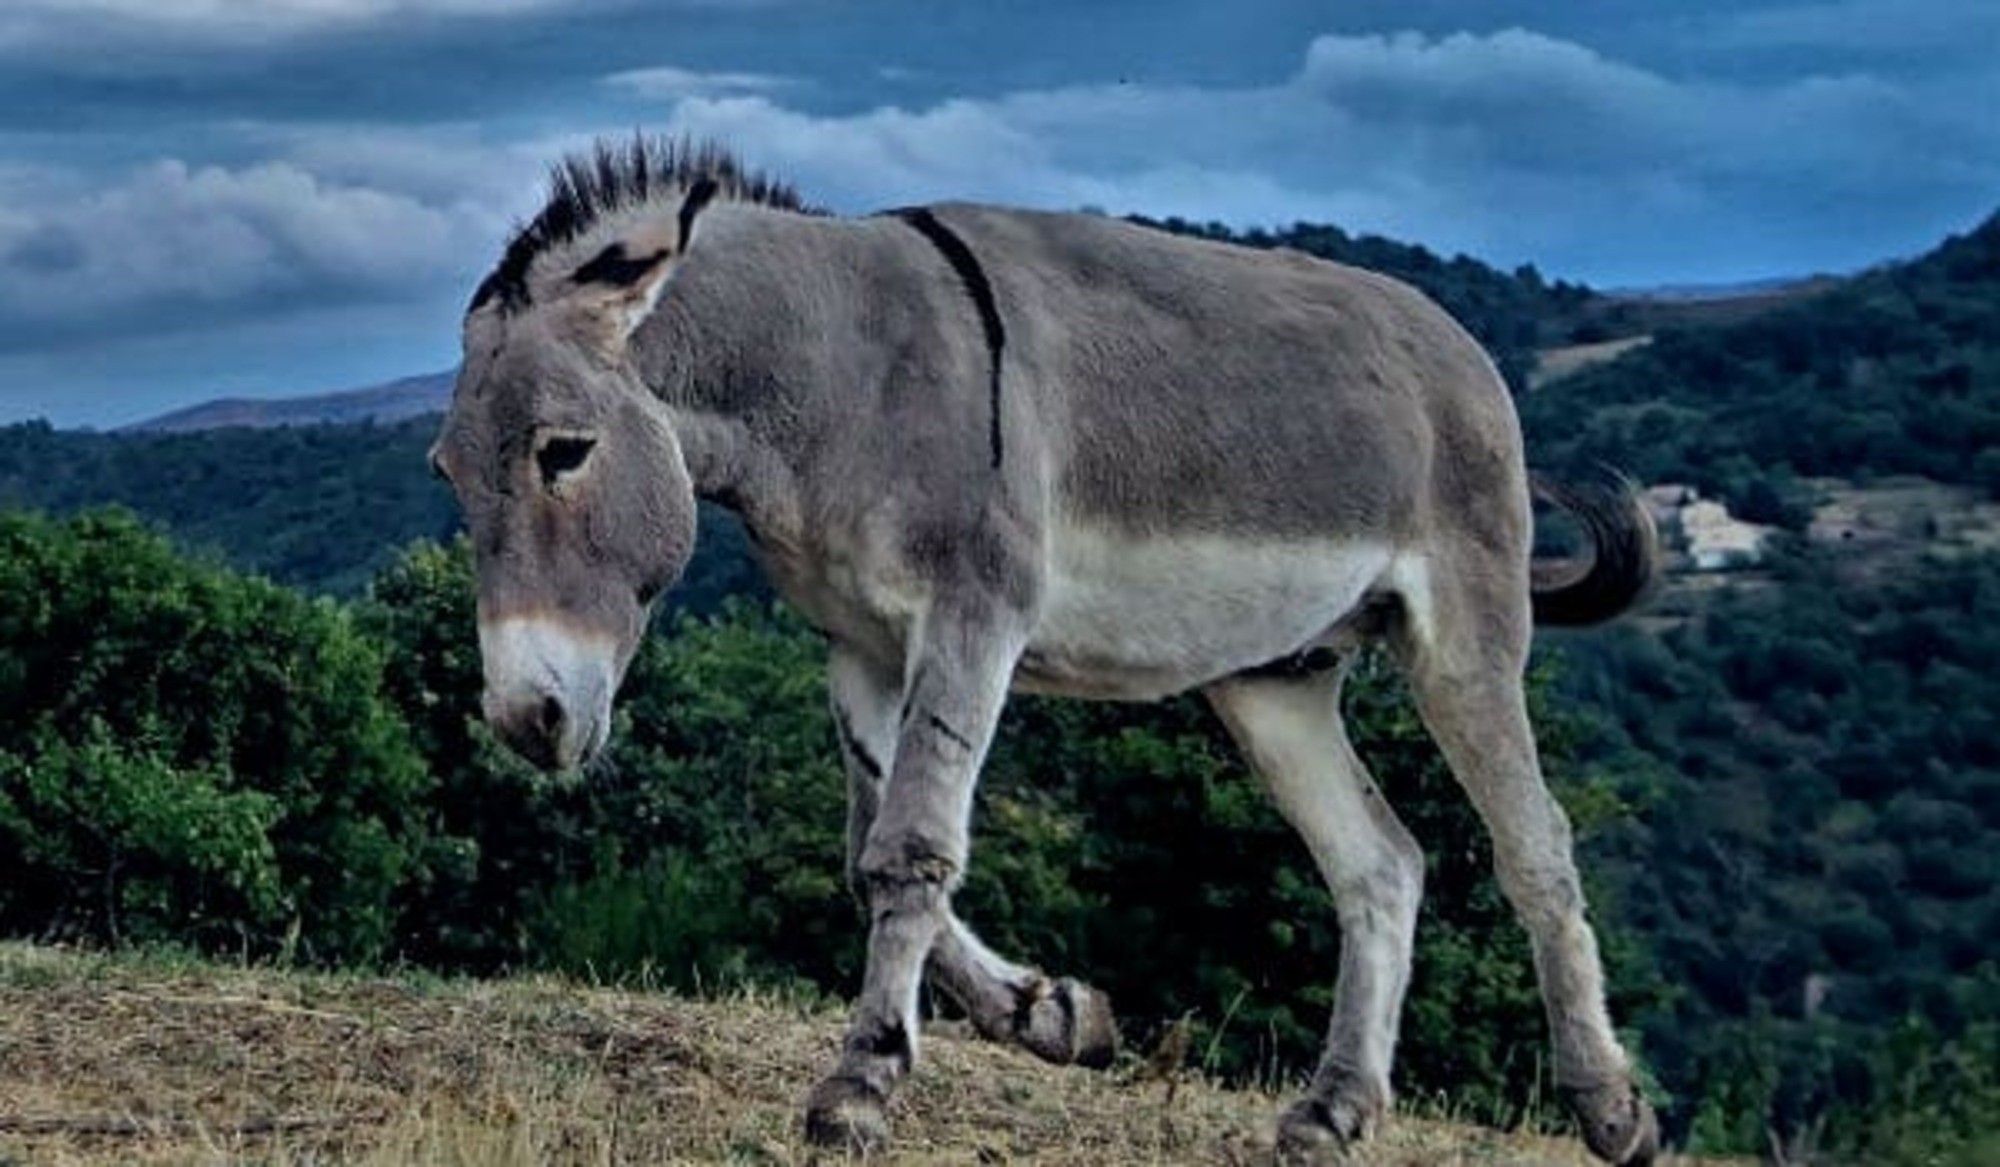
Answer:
[2,0,1995,428]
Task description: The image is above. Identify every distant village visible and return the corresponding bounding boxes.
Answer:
[1644,485,1772,571]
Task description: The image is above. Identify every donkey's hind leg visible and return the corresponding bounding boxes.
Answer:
[1395,563,1658,1166]
[827,646,1117,1069]
[1206,661,1424,1159]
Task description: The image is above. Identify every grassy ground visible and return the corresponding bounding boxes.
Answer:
[0,943,1732,1166]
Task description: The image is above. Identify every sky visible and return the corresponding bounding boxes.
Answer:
[1,1,1995,428]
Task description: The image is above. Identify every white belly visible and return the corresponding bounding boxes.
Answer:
[1016,523,1396,700]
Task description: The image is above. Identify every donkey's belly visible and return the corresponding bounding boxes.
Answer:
[1014,525,1395,700]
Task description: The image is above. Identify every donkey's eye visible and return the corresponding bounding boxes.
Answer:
[535,434,597,489]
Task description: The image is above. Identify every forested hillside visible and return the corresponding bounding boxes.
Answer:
[2,213,1996,1162]
[1511,212,2000,1161]
[0,419,763,607]
[0,420,454,596]
[1550,546,2000,1157]
[1522,211,2000,525]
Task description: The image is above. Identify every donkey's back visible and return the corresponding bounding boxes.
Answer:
[938,205,1522,537]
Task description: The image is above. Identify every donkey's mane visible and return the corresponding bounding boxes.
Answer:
[472,136,804,312]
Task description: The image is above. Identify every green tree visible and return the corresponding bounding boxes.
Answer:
[0,509,429,962]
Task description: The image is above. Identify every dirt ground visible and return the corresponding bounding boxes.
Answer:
[0,943,1734,1166]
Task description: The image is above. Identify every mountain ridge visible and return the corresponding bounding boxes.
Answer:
[122,371,454,433]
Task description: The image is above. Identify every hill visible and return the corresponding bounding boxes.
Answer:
[0,417,458,596]
[0,942,1735,1167]
[1516,208,2000,1159]
[123,372,454,434]
[0,418,765,607]
[1521,210,2000,516]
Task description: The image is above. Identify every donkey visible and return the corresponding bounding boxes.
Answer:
[431,138,1661,1165]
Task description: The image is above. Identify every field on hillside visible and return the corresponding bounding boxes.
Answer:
[1529,336,1654,387]
[0,944,1740,1167]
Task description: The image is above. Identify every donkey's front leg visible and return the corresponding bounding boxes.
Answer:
[803,610,1024,1153]
[829,645,1118,1074]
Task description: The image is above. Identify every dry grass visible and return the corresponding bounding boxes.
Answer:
[0,943,1731,1166]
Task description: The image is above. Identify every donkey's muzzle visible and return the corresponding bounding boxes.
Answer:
[477,615,616,772]
[484,683,609,771]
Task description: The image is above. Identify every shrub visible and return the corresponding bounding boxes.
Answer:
[0,509,428,962]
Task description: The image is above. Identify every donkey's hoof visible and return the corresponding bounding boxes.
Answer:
[803,1075,889,1155]
[1272,1091,1378,1165]
[1014,977,1119,1069]
[1562,1080,1659,1166]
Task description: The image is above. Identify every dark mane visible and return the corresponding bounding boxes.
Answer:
[471,136,803,313]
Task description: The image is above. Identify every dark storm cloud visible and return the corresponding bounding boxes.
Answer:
[0,0,1994,426]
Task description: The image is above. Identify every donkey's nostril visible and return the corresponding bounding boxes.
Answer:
[539,694,566,737]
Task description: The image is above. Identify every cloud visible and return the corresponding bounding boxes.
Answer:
[0,0,585,44]
[0,0,790,48]
[231,122,555,213]
[0,156,502,344]
[1701,0,2000,57]
[605,65,796,102]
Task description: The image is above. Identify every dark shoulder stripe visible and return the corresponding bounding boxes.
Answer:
[893,207,1007,469]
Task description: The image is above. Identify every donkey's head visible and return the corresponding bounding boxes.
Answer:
[430,143,743,770]
[432,314,692,770]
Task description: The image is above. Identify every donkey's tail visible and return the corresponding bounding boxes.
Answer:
[1528,470,1658,627]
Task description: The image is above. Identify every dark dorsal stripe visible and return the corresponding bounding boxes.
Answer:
[571,243,671,288]
[893,207,1007,469]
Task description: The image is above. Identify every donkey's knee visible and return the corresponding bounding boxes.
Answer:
[1496,855,1587,939]
[857,828,965,902]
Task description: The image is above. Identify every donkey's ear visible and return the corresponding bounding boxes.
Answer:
[568,239,677,349]
[567,177,722,353]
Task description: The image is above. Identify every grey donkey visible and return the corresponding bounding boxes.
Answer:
[430,138,1661,1165]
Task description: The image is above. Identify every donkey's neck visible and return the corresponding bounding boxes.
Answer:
[631,203,853,549]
